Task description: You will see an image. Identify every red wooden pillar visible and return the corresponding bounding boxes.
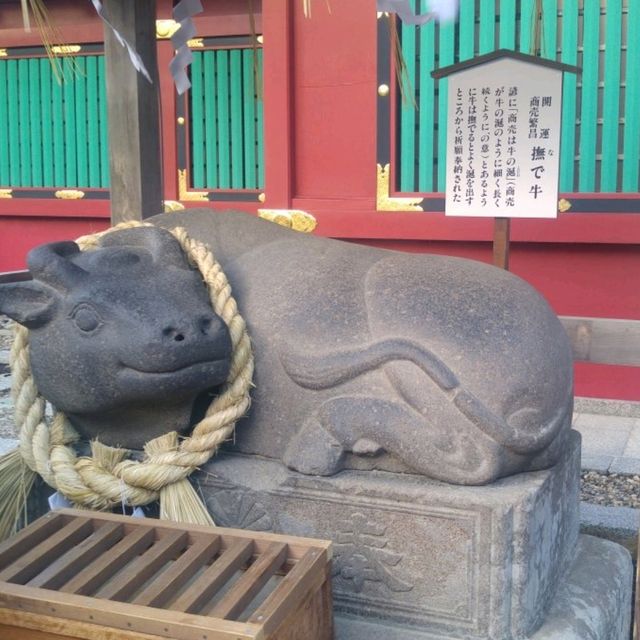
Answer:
[262,0,294,208]
[156,0,180,203]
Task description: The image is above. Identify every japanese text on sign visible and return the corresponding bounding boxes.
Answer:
[445,59,562,219]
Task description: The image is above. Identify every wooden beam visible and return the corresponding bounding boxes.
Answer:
[560,316,640,366]
[0,271,31,284]
[103,0,163,224]
[492,217,511,269]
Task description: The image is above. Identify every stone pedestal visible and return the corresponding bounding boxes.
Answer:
[528,533,631,640]
[198,431,631,639]
[333,535,632,640]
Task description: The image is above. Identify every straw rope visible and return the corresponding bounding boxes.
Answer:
[10,221,254,513]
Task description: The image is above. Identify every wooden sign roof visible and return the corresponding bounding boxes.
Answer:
[432,49,581,79]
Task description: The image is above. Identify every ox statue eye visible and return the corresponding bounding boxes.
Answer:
[71,304,102,333]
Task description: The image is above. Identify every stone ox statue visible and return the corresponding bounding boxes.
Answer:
[0,210,573,485]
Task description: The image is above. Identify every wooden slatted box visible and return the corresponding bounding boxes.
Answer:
[0,508,333,640]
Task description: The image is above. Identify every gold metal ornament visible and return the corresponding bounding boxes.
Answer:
[558,198,572,213]
[0,189,12,198]
[378,84,390,97]
[156,19,180,39]
[187,38,204,48]
[51,45,81,55]
[54,189,85,200]
[258,209,317,233]
[376,164,423,212]
[177,169,209,202]
[163,200,186,212]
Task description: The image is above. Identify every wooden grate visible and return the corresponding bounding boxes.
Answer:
[0,508,332,640]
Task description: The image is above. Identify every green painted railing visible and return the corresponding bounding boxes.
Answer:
[398,0,640,194]
[190,47,264,190]
[0,53,109,189]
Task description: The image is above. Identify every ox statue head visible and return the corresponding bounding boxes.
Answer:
[0,227,233,449]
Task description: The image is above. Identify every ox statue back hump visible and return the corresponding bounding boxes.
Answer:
[0,209,573,485]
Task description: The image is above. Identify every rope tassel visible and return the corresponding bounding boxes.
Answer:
[0,449,36,541]
[160,478,214,526]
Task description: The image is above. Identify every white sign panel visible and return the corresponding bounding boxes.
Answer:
[445,58,562,219]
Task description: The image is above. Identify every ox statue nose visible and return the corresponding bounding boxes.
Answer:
[161,314,226,344]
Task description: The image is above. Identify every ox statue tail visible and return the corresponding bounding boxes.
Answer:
[280,338,570,456]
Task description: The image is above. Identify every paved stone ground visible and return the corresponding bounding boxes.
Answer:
[575,412,640,474]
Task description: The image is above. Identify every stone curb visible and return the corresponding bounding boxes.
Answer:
[581,502,639,536]
[574,396,640,419]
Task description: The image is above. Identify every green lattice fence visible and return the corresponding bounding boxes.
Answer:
[189,46,264,190]
[397,0,640,194]
[0,53,109,189]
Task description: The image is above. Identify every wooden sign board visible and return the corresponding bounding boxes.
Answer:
[444,57,563,219]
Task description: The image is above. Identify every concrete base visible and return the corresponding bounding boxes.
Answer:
[199,432,586,639]
[334,535,632,640]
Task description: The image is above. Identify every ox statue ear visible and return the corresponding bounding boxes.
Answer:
[100,226,189,269]
[0,281,57,329]
[27,241,87,291]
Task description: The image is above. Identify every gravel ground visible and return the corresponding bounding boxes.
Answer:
[581,470,640,509]
[0,314,638,510]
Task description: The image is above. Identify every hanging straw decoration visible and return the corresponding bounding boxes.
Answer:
[532,0,544,57]
[247,0,263,101]
[380,0,459,106]
[389,17,417,108]
[20,0,83,84]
